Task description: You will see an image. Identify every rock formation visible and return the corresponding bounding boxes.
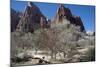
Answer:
[16,2,47,33]
[53,4,85,32]
[11,8,21,32]
[11,3,85,33]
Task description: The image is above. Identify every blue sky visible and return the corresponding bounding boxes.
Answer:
[11,0,95,32]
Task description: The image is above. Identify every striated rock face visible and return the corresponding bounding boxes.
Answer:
[53,4,85,32]
[11,8,21,32]
[16,2,47,33]
[57,4,72,22]
[12,3,85,33]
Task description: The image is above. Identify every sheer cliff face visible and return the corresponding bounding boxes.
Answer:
[53,4,85,32]
[11,3,85,33]
[11,8,21,32]
[16,2,47,33]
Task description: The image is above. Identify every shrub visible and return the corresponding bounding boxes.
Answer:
[80,47,95,62]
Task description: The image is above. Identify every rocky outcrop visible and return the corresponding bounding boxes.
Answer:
[71,16,85,32]
[12,3,85,33]
[11,8,21,32]
[16,2,47,33]
[53,4,85,32]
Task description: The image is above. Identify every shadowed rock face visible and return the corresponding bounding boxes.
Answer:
[54,4,85,32]
[16,2,47,33]
[11,3,85,33]
[74,16,85,32]
[11,8,21,32]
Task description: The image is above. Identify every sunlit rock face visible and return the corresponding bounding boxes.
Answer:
[52,4,85,32]
[16,2,47,33]
[12,3,85,33]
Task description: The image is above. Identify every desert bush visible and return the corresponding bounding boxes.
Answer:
[80,47,95,62]
[11,32,35,59]
[11,21,95,63]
